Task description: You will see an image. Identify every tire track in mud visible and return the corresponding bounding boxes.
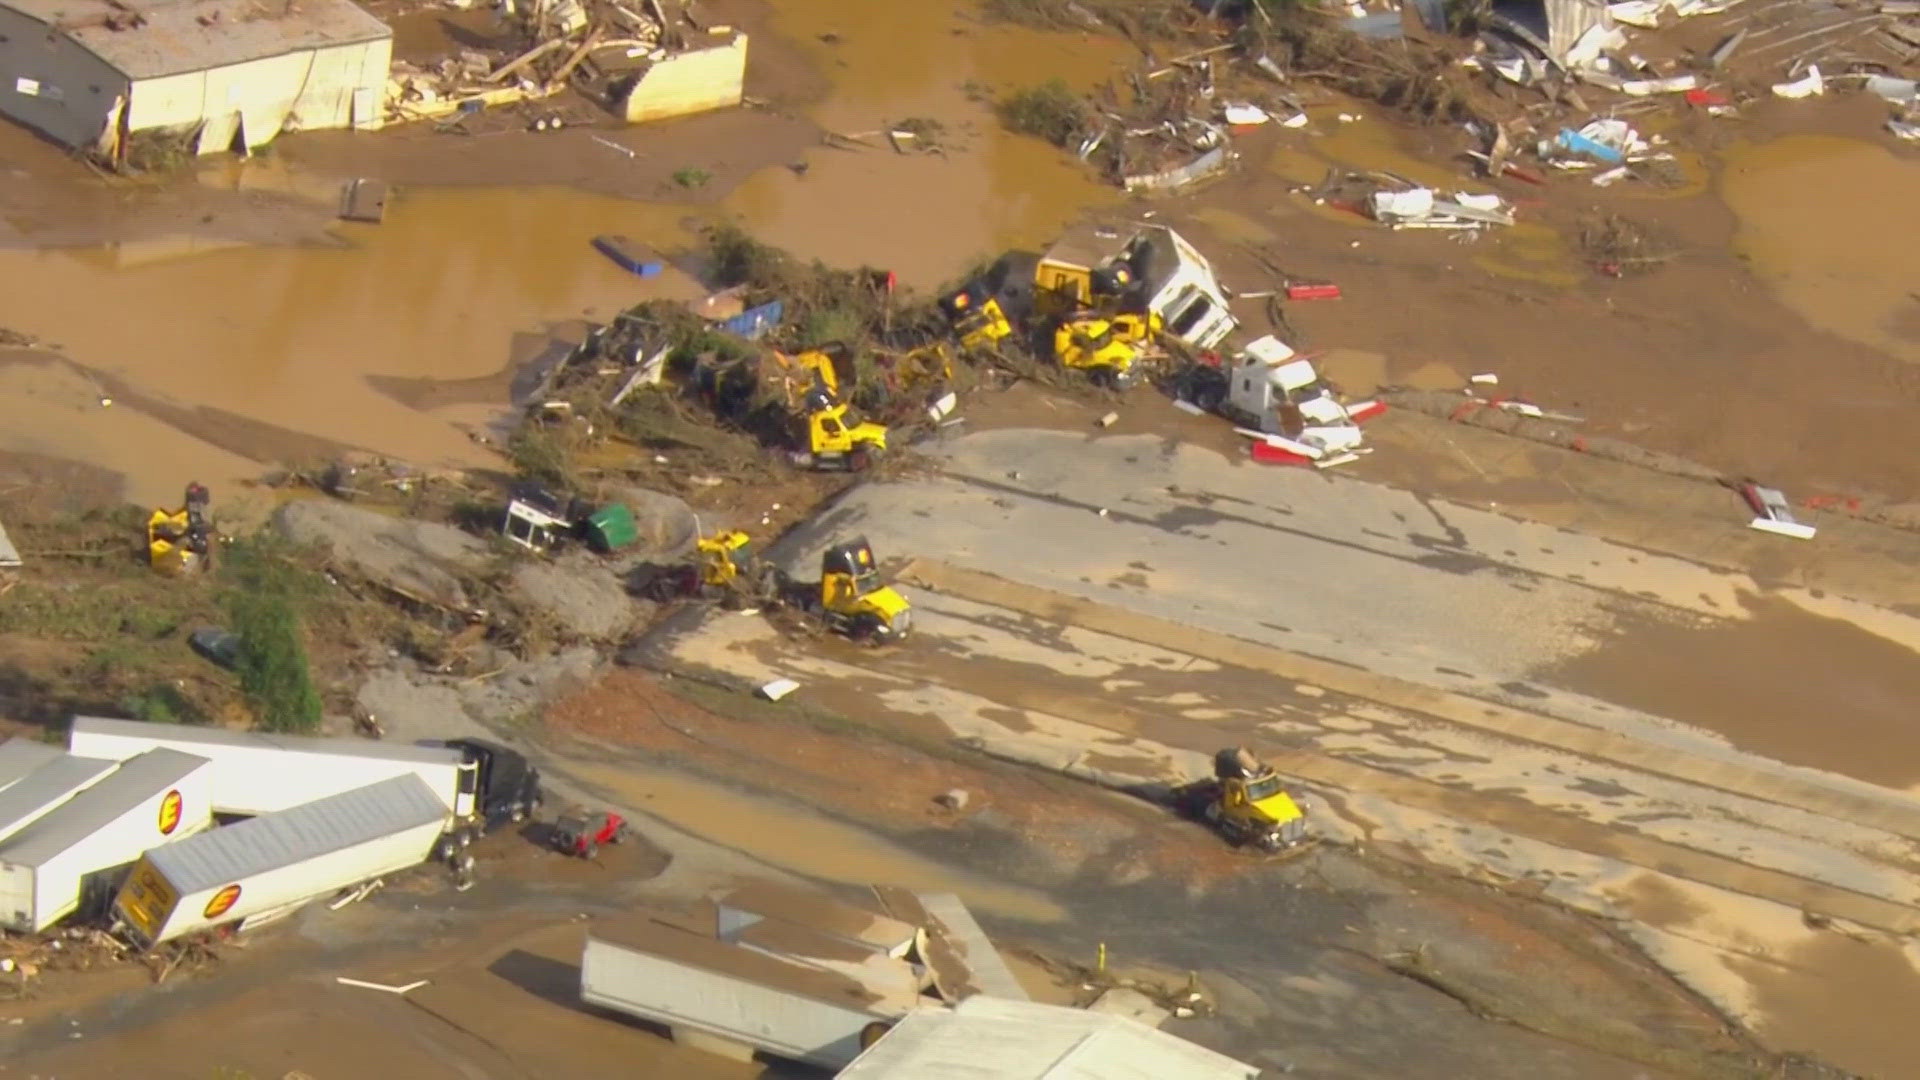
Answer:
[897,560,1920,867]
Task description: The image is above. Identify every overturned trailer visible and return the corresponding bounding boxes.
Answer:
[113,773,452,949]
[0,748,119,847]
[0,748,213,933]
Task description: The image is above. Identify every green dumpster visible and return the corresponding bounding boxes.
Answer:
[584,503,639,554]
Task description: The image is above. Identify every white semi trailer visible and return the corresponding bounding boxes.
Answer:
[67,717,542,837]
[0,748,214,932]
[113,773,452,949]
[0,747,119,847]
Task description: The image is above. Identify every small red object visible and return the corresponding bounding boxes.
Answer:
[1347,400,1387,423]
[1250,442,1313,466]
[1684,88,1727,107]
[1286,283,1342,301]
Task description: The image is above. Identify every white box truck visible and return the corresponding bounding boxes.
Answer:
[112,773,452,949]
[0,748,214,933]
[67,717,542,838]
[0,749,119,847]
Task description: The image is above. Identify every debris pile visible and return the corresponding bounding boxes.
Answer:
[384,0,745,127]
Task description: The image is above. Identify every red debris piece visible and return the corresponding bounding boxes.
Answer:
[1250,442,1314,466]
[1286,283,1342,301]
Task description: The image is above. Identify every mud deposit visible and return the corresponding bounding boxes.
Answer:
[1735,934,1920,1080]
[1547,595,1920,789]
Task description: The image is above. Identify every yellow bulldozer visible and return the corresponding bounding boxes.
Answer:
[147,483,213,575]
[633,532,912,645]
[1174,747,1312,855]
[776,536,912,643]
[778,346,890,472]
[629,529,768,604]
[938,248,1160,388]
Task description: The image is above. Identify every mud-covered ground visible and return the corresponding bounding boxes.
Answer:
[1,0,1918,1076]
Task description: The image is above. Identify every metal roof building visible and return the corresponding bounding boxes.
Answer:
[0,0,390,160]
[834,995,1262,1080]
[144,772,446,893]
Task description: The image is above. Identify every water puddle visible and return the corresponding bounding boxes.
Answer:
[1735,934,1920,1079]
[722,0,1130,285]
[1721,134,1920,364]
[566,759,1067,924]
[1546,594,1920,790]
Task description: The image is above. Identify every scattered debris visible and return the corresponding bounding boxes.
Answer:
[1741,483,1818,540]
[759,677,800,702]
[1369,186,1513,230]
[338,179,389,224]
[1097,411,1121,428]
[1772,66,1826,99]
[335,977,430,994]
[935,788,970,811]
[592,235,663,278]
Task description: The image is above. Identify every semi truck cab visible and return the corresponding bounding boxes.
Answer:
[428,739,543,832]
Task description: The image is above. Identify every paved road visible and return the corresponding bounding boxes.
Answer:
[652,426,1920,1074]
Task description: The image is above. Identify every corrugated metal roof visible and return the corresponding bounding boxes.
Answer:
[144,773,446,893]
[0,749,208,867]
[71,716,464,767]
[0,739,66,791]
[0,0,390,80]
[0,754,118,836]
[835,996,1261,1080]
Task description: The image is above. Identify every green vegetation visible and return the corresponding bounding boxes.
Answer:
[996,81,1095,149]
[220,539,323,734]
[672,166,712,189]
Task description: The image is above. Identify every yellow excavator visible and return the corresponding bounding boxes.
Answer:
[630,529,767,603]
[1052,310,1162,388]
[1175,747,1312,855]
[147,483,213,575]
[780,346,890,471]
[777,536,912,643]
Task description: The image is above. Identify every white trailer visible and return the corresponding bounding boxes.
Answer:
[0,738,64,792]
[69,716,474,819]
[113,773,451,949]
[0,750,119,847]
[0,748,213,933]
[581,920,919,1071]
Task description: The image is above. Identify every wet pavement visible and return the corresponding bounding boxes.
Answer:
[643,424,1920,1077]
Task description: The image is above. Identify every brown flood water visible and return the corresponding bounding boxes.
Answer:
[0,0,1131,500]
[0,171,708,501]
[1722,135,1920,365]
[1735,934,1920,1080]
[724,0,1130,285]
[1547,595,1920,790]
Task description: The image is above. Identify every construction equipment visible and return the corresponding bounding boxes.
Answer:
[1053,310,1163,388]
[779,537,911,643]
[943,226,1236,360]
[797,354,889,472]
[146,483,212,575]
[1174,748,1312,854]
[630,529,769,603]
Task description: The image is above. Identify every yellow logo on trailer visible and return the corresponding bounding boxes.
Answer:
[157,790,182,836]
[204,884,242,920]
[116,859,177,941]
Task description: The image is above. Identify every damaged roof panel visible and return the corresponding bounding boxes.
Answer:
[7,0,392,80]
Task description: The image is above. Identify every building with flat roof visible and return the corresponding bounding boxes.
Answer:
[0,0,389,160]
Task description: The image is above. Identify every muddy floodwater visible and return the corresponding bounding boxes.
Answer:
[1722,134,1920,365]
[724,0,1128,285]
[566,759,1067,924]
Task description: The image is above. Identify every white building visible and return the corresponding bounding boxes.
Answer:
[0,0,390,161]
